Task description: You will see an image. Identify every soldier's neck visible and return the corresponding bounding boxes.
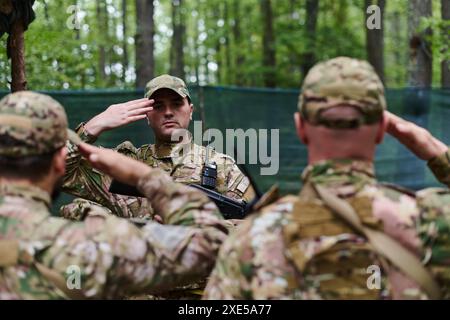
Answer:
[155,131,192,147]
[307,148,375,166]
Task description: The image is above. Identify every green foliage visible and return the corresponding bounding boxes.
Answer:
[0,0,448,90]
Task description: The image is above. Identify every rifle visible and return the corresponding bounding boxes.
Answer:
[108,178,250,220]
[108,146,276,220]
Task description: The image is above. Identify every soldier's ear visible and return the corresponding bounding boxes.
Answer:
[375,113,387,144]
[53,147,68,177]
[294,112,308,145]
[189,104,194,120]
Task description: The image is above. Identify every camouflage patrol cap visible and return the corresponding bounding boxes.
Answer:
[144,74,191,101]
[0,91,81,157]
[298,57,387,129]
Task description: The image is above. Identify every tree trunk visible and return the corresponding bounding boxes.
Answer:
[301,0,319,80]
[170,0,185,79]
[442,0,450,88]
[260,0,276,88]
[213,3,222,84]
[75,0,81,40]
[135,0,155,88]
[191,4,200,85]
[10,20,27,92]
[232,0,244,85]
[97,0,106,81]
[392,10,403,85]
[365,0,385,83]
[122,0,129,84]
[408,0,432,88]
[224,2,232,85]
[43,0,50,24]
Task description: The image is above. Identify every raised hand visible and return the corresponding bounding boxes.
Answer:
[84,98,153,137]
[385,111,448,161]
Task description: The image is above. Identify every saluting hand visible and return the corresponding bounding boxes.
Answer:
[84,98,154,137]
[385,111,448,161]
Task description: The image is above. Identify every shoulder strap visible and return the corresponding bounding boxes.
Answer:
[0,240,86,300]
[312,184,442,300]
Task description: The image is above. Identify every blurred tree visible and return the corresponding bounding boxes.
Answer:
[408,0,433,88]
[0,0,447,90]
[301,0,319,81]
[442,0,449,87]
[135,0,154,88]
[96,0,107,81]
[232,0,244,85]
[122,0,129,83]
[365,0,385,83]
[0,0,36,92]
[261,0,276,88]
[170,0,185,78]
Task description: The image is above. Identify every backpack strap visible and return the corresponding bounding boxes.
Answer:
[312,184,441,300]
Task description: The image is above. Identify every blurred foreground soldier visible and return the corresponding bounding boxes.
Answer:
[61,74,254,220]
[0,92,228,299]
[204,57,450,300]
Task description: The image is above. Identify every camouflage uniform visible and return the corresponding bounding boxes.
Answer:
[204,57,450,300]
[61,75,254,220]
[0,92,228,299]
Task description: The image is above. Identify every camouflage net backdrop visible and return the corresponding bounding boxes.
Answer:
[1,87,449,213]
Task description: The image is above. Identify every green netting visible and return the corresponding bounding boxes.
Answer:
[0,87,449,214]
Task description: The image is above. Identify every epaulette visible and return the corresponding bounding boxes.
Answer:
[114,141,138,157]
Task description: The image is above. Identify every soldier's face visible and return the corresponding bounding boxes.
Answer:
[146,89,193,142]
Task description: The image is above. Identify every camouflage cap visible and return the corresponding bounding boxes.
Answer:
[144,74,191,101]
[0,91,81,157]
[298,57,387,129]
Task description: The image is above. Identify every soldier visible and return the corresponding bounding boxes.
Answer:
[203,57,450,300]
[0,91,228,299]
[61,74,255,220]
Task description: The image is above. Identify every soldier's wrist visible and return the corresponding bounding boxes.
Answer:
[136,169,171,199]
[75,122,99,144]
[427,147,450,184]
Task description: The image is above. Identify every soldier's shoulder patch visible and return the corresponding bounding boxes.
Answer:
[236,177,250,194]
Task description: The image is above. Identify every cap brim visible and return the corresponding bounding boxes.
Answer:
[147,87,188,99]
[67,129,82,146]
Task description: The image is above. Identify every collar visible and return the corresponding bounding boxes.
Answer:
[0,182,51,209]
[301,158,376,184]
[153,133,193,159]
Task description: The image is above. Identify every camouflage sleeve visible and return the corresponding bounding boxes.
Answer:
[203,209,295,300]
[222,157,256,202]
[62,123,141,217]
[44,170,228,299]
[59,198,113,221]
[74,122,98,144]
[428,148,450,187]
[416,187,450,297]
[202,219,254,299]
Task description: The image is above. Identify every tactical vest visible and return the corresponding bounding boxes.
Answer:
[282,182,441,300]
